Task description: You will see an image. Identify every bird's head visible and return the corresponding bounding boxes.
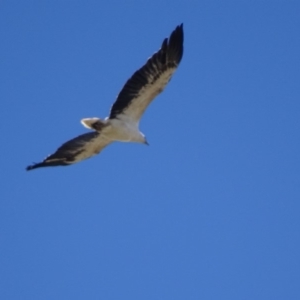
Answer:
[137,132,149,145]
[143,137,149,146]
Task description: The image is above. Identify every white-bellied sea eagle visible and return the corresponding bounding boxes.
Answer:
[26,24,184,171]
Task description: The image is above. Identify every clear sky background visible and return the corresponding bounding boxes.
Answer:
[1,1,300,299]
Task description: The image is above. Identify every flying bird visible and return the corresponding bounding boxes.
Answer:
[26,24,184,171]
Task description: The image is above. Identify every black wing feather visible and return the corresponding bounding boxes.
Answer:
[109,24,184,119]
[26,132,100,171]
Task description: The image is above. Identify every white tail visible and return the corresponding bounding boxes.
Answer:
[81,118,105,131]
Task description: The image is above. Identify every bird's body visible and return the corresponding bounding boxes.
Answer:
[27,24,184,171]
[104,117,145,143]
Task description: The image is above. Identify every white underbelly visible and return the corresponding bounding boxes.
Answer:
[106,119,139,142]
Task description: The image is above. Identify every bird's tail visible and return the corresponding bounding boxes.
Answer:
[81,118,106,131]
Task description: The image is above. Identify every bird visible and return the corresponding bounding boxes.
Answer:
[26,24,184,171]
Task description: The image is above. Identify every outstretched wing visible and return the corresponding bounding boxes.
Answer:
[26,131,112,171]
[109,24,184,122]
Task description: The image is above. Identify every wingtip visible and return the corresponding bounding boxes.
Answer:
[178,23,184,36]
[26,162,42,171]
[168,23,184,64]
[171,23,184,40]
[26,159,73,171]
[175,23,183,32]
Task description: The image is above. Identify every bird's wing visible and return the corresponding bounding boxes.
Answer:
[109,24,184,123]
[26,131,112,171]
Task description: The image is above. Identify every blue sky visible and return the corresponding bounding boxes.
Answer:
[1,1,300,299]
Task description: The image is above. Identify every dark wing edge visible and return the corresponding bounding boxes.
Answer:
[26,132,101,171]
[109,24,184,119]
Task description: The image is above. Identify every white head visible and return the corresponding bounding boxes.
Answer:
[137,132,149,145]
